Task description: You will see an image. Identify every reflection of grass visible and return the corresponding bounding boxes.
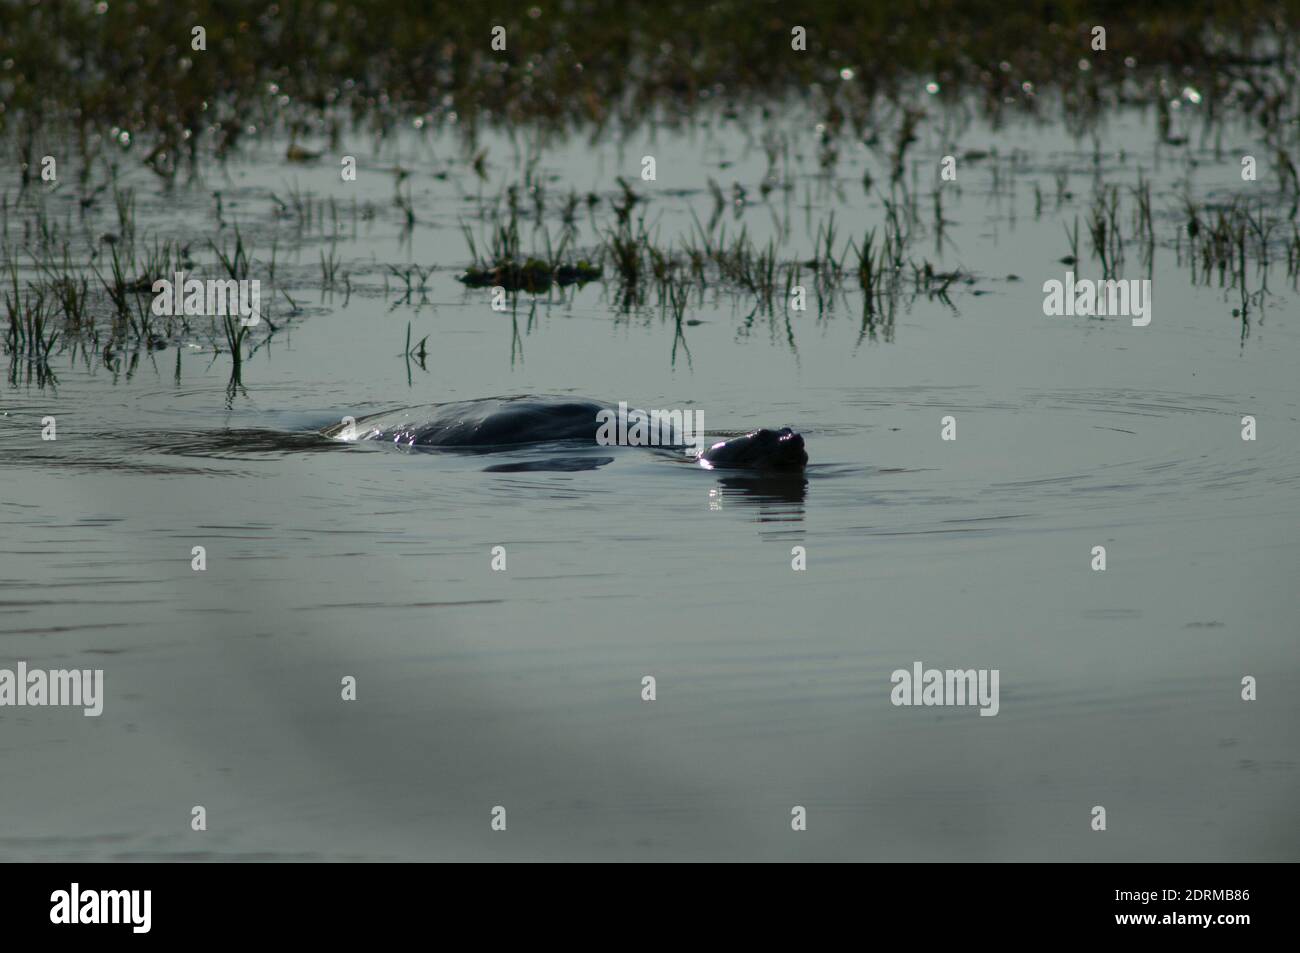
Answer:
[2,2,1296,164]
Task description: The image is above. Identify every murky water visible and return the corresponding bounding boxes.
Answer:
[2,99,1298,860]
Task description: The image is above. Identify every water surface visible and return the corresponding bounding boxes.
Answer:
[2,97,1297,861]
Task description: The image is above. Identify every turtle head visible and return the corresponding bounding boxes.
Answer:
[699,427,807,470]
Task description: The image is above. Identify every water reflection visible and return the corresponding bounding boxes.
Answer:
[712,473,808,524]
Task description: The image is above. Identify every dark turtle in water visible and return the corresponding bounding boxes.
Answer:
[322,396,807,470]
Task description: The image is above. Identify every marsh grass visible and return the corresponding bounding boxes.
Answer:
[221,312,248,371]
[460,201,601,292]
[401,320,431,386]
[387,264,436,301]
[113,185,137,248]
[36,245,90,330]
[455,177,948,321]
[4,2,1296,172]
[4,262,59,387]
[211,227,252,281]
[320,242,343,287]
[0,189,292,389]
[5,1,1299,386]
